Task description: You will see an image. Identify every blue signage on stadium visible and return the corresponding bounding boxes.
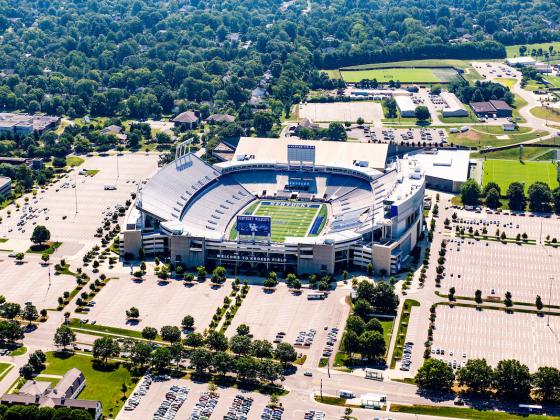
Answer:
[237,215,271,236]
[287,144,315,150]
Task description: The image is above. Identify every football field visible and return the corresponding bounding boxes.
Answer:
[252,201,325,242]
[482,160,559,192]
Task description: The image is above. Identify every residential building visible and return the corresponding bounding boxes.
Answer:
[171,111,199,129]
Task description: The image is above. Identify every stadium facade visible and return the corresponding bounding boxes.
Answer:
[120,138,426,275]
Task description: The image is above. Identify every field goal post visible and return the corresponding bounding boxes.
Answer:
[175,137,195,160]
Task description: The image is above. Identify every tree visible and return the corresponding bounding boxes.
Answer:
[356,117,365,125]
[236,324,250,336]
[275,342,297,366]
[181,315,194,330]
[346,315,366,335]
[415,358,455,391]
[206,331,228,351]
[365,318,384,334]
[335,324,356,356]
[229,334,253,356]
[31,225,51,245]
[353,299,373,319]
[536,295,544,311]
[22,303,38,325]
[358,330,385,360]
[235,356,258,381]
[130,342,152,368]
[28,350,46,372]
[494,359,531,400]
[506,182,526,211]
[552,187,560,214]
[528,182,552,212]
[54,325,76,350]
[20,363,35,380]
[93,337,119,363]
[253,111,275,135]
[415,106,430,121]
[383,97,398,118]
[326,122,347,141]
[475,289,483,305]
[184,332,205,348]
[212,351,233,376]
[483,182,501,197]
[504,291,513,308]
[169,342,184,369]
[150,347,172,372]
[160,325,181,343]
[141,326,158,341]
[125,307,139,320]
[485,188,501,209]
[457,358,494,393]
[533,366,560,402]
[460,179,481,206]
[190,348,212,374]
[3,302,20,320]
[252,339,274,359]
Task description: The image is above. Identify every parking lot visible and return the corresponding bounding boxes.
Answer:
[443,238,560,304]
[0,153,158,258]
[451,208,560,240]
[227,284,350,366]
[0,254,75,309]
[83,276,232,331]
[432,306,560,371]
[298,102,383,123]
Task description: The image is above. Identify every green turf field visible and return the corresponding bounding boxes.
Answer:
[339,67,458,84]
[483,160,559,192]
[340,68,437,83]
[252,201,325,242]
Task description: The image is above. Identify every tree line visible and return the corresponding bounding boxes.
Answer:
[416,357,560,403]
[461,179,560,213]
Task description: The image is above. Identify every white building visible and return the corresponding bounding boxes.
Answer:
[506,57,536,67]
[394,96,416,118]
[440,92,468,117]
[409,149,470,193]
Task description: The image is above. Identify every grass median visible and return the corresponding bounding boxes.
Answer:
[390,403,560,420]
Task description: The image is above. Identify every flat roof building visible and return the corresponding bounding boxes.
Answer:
[506,57,536,67]
[395,96,417,118]
[0,113,60,135]
[440,92,468,117]
[410,149,470,193]
[0,177,11,198]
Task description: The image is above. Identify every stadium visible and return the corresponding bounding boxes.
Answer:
[120,138,426,275]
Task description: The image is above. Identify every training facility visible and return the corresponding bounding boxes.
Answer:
[120,138,426,275]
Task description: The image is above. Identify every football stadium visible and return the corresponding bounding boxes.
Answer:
[120,138,426,275]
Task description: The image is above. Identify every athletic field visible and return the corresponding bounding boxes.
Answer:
[251,201,326,242]
[339,67,458,84]
[483,160,559,193]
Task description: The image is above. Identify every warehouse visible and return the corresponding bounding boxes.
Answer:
[506,57,536,67]
[410,149,470,193]
[395,95,417,118]
[440,92,468,117]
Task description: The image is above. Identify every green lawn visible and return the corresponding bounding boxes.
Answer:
[85,169,100,177]
[530,106,560,124]
[340,68,446,84]
[66,156,85,167]
[544,76,560,89]
[483,159,560,192]
[0,238,7,243]
[506,42,560,58]
[0,362,13,381]
[10,346,27,356]
[42,352,138,418]
[391,403,560,420]
[338,59,475,70]
[68,318,162,341]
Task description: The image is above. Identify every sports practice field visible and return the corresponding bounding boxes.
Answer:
[483,160,559,192]
[339,67,458,84]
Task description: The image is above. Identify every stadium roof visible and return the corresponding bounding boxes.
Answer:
[232,137,388,171]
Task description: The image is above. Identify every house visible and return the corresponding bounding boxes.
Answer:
[206,114,235,124]
[0,368,102,420]
[171,111,199,129]
[295,118,319,135]
[100,125,127,142]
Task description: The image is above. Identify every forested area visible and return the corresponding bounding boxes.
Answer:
[0,0,559,121]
